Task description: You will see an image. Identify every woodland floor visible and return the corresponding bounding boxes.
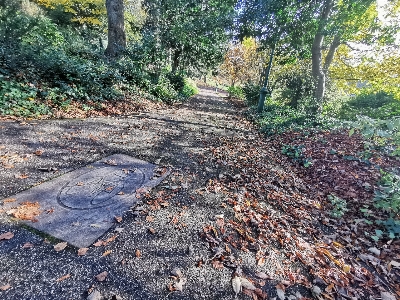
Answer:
[0,87,399,300]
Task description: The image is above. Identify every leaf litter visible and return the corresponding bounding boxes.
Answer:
[199,128,400,299]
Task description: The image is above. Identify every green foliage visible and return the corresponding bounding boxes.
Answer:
[281,144,312,167]
[372,171,400,239]
[180,78,198,98]
[0,3,198,117]
[242,82,260,106]
[338,92,400,121]
[375,171,400,215]
[0,78,50,117]
[328,194,348,218]
[275,64,314,109]
[350,115,400,155]
[256,102,338,136]
[227,86,244,99]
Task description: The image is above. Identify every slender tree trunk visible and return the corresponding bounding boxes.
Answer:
[311,0,334,113]
[105,0,126,58]
[171,49,181,73]
[257,44,275,113]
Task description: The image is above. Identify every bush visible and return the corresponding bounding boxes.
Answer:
[0,78,50,117]
[256,102,338,136]
[274,63,314,109]
[242,82,260,106]
[348,91,395,109]
[227,86,244,99]
[0,4,193,117]
[337,91,400,121]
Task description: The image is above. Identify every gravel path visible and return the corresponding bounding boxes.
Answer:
[0,88,279,300]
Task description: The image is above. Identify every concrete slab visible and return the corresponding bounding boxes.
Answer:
[1,154,169,248]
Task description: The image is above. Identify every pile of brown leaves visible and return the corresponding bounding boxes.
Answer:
[200,129,400,299]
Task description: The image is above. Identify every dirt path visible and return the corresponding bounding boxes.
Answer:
[0,88,272,300]
[2,88,397,300]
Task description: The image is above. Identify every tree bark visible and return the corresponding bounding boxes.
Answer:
[105,0,126,58]
[311,0,334,113]
[257,44,275,113]
[171,49,182,73]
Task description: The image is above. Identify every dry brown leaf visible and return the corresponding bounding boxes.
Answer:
[0,232,14,240]
[93,240,104,247]
[0,284,11,291]
[135,249,141,258]
[104,235,117,244]
[115,216,122,223]
[148,228,156,234]
[102,250,112,257]
[77,248,89,256]
[95,271,108,282]
[211,260,224,270]
[15,173,29,179]
[54,242,67,252]
[9,201,41,222]
[22,242,34,249]
[145,215,154,222]
[34,150,43,156]
[3,198,16,203]
[56,274,71,282]
[240,277,256,290]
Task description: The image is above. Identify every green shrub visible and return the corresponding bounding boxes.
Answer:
[180,78,198,99]
[328,194,348,218]
[348,91,395,109]
[256,103,338,135]
[242,82,260,106]
[227,86,244,99]
[0,78,50,117]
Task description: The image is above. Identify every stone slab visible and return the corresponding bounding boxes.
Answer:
[1,154,169,248]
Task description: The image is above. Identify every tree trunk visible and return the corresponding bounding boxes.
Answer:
[171,49,182,73]
[311,0,334,113]
[257,45,275,113]
[105,0,126,58]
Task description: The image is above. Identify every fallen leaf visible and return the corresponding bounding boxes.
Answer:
[95,271,108,282]
[77,248,88,256]
[0,232,14,240]
[102,250,112,257]
[87,290,102,300]
[343,264,351,273]
[232,276,242,295]
[171,268,183,277]
[9,201,41,222]
[148,228,156,234]
[56,274,71,282]
[22,242,34,249]
[54,242,68,252]
[34,150,43,156]
[240,277,256,290]
[174,278,186,292]
[135,249,141,257]
[389,260,400,268]
[15,174,29,179]
[3,198,16,203]
[115,216,122,223]
[0,284,11,291]
[368,247,381,256]
[211,260,224,269]
[93,240,104,247]
[381,291,396,300]
[255,272,271,280]
[146,215,154,222]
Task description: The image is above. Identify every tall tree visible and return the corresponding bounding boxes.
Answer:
[310,0,377,113]
[143,0,235,73]
[236,0,316,112]
[105,0,126,58]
